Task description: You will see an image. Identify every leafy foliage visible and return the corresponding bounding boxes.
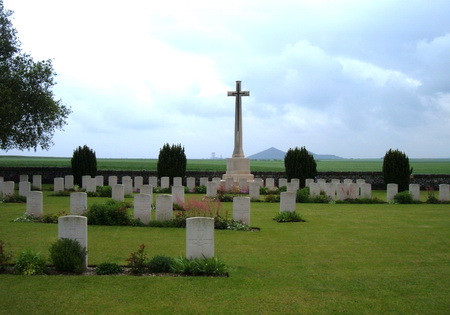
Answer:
[95,262,124,275]
[147,255,174,273]
[0,240,13,271]
[49,238,87,274]
[0,1,71,151]
[273,211,303,222]
[170,256,228,276]
[284,146,317,188]
[394,191,414,204]
[86,200,132,226]
[14,249,47,275]
[157,143,187,182]
[1,193,26,203]
[126,244,148,274]
[382,149,413,192]
[71,145,97,186]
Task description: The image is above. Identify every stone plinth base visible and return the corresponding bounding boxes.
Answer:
[222,157,254,182]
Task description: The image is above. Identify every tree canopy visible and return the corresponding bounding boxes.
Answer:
[284,146,317,187]
[0,0,71,151]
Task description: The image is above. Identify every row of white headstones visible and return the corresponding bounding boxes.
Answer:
[58,215,215,269]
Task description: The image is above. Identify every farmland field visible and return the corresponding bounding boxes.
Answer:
[0,156,449,174]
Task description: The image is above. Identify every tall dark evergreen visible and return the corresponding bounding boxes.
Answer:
[157,143,187,183]
[382,149,413,192]
[284,146,317,187]
[0,1,71,151]
[71,145,97,186]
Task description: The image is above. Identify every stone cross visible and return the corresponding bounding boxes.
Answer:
[228,81,249,158]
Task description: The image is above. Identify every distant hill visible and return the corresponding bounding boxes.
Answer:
[248,147,343,160]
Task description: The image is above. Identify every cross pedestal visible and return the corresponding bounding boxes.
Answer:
[223,81,254,182]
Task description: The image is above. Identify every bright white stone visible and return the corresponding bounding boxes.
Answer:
[280,191,296,212]
[161,177,170,189]
[155,194,173,221]
[172,185,185,205]
[279,178,288,188]
[32,175,42,190]
[26,191,43,217]
[265,178,275,188]
[439,184,449,201]
[65,175,74,190]
[70,192,87,215]
[112,184,125,202]
[54,177,65,192]
[387,183,398,202]
[186,217,214,259]
[58,215,88,268]
[19,181,31,197]
[134,194,152,224]
[409,184,420,201]
[108,176,118,186]
[233,196,251,225]
[249,182,260,200]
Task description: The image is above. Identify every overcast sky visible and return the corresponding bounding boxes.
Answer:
[3,0,450,159]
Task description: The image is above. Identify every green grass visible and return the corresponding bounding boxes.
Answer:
[0,191,449,314]
[1,156,450,173]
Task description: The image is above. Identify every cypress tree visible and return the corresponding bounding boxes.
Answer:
[71,145,97,186]
[382,149,413,191]
[284,146,317,187]
[157,144,186,183]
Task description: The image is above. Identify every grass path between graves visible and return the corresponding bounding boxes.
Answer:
[0,193,449,314]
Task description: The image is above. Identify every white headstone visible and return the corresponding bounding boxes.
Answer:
[344,179,353,185]
[54,177,65,193]
[20,174,28,182]
[309,183,320,197]
[26,191,43,217]
[161,177,170,189]
[95,175,104,187]
[81,175,91,189]
[173,177,182,186]
[172,185,185,205]
[140,185,153,195]
[305,178,314,188]
[225,178,235,192]
[233,196,251,225]
[249,182,260,200]
[212,177,221,184]
[439,184,450,202]
[65,175,74,190]
[206,182,218,197]
[331,179,340,185]
[2,181,14,197]
[134,193,152,224]
[155,194,173,221]
[19,181,31,197]
[134,176,144,192]
[186,217,214,259]
[278,178,288,188]
[238,178,248,191]
[387,183,398,202]
[348,183,359,199]
[323,183,335,199]
[58,215,88,268]
[108,176,118,186]
[409,184,420,201]
[265,178,275,189]
[316,178,326,191]
[149,176,158,188]
[254,178,264,187]
[199,177,208,187]
[287,182,298,193]
[360,183,372,199]
[187,177,196,192]
[70,192,87,215]
[112,184,125,202]
[86,177,97,193]
[32,175,42,190]
[336,183,347,201]
[123,178,133,195]
[280,191,296,212]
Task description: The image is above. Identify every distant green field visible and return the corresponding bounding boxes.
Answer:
[0,156,449,174]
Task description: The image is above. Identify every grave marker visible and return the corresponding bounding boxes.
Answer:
[186,217,215,259]
[233,197,251,225]
[58,215,88,268]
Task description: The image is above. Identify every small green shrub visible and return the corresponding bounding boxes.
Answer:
[264,194,280,202]
[126,244,148,274]
[49,238,87,274]
[296,187,311,203]
[147,255,174,273]
[96,186,112,197]
[95,262,124,275]
[273,211,303,222]
[0,240,13,272]
[226,220,251,231]
[394,191,414,204]
[1,193,26,203]
[194,185,206,194]
[14,249,48,275]
[12,214,40,223]
[170,256,228,276]
[426,188,440,204]
[311,194,332,204]
[87,200,132,225]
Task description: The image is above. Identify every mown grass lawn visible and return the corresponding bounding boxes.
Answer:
[0,191,449,314]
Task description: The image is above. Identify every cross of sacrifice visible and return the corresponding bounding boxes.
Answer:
[228,81,250,158]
